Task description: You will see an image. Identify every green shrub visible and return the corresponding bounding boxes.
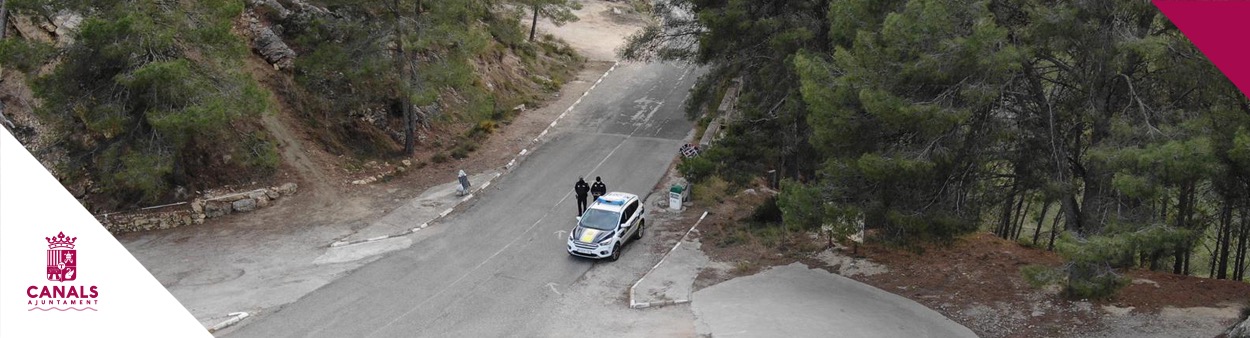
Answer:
[1063,262,1129,300]
[450,146,470,160]
[0,39,53,73]
[99,146,174,203]
[485,11,526,48]
[718,228,748,248]
[777,179,822,230]
[432,152,449,163]
[626,0,653,15]
[754,226,787,248]
[21,1,277,207]
[476,120,498,134]
[240,132,281,171]
[1017,237,1042,249]
[733,260,757,274]
[1049,230,1181,299]
[692,176,730,205]
[678,155,716,183]
[1021,264,1062,289]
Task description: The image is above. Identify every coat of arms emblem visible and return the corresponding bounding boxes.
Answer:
[46,232,77,282]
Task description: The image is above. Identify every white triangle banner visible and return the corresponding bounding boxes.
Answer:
[0,127,210,337]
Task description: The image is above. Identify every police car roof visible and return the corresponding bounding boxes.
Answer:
[589,192,637,212]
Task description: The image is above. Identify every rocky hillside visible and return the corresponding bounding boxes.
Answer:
[0,0,581,212]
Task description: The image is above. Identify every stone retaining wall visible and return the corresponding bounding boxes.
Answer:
[98,183,298,233]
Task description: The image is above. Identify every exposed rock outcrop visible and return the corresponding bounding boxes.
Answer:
[242,0,332,71]
[245,13,296,70]
[1229,315,1250,338]
[9,11,81,46]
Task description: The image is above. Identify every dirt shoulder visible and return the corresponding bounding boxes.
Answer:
[689,189,1250,338]
[851,233,1249,338]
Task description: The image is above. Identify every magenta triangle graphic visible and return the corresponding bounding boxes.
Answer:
[1154,0,1250,98]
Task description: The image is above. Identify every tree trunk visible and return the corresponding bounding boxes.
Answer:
[1172,241,1183,275]
[405,104,415,153]
[1183,249,1191,276]
[1048,210,1064,251]
[1174,183,1194,275]
[1009,195,1025,238]
[1,0,8,40]
[1217,199,1233,279]
[996,188,1016,239]
[1013,199,1031,241]
[1211,219,1222,278]
[1033,201,1052,246]
[1149,249,1163,271]
[1061,194,1084,235]
[529,5,539,41]
[1235,206,1248,280]
[390,0,419,155]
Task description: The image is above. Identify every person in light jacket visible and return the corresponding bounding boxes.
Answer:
[457,170,470,196]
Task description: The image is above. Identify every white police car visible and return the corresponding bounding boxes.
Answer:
[567,192,645,261]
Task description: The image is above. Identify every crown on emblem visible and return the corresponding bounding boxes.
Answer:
[46,232,77,249]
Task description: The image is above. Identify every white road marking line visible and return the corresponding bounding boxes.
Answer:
[368,128,636,337]
[371,62,689,333]
[206,312,249,333]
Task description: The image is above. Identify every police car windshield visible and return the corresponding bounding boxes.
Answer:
[579,208,619,231]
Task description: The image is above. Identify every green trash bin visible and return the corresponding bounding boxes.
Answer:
[668,184,684,210]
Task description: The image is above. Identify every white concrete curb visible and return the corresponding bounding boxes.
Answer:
[330,172,500,248]
[629,211,708,309]
[206,311,249,333]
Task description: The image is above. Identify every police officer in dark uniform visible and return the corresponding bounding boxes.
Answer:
[591,176,607,200]
[574,177,590,216]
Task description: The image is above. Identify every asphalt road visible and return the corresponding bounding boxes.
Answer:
[228,62,701,337]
